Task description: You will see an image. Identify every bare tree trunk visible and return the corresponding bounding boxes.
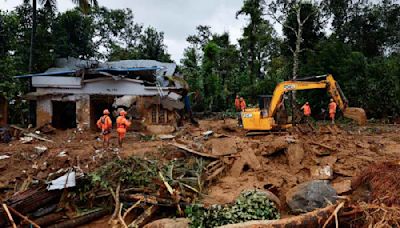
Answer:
[292,7,302,81]
[28,0,37,73]
[291,5,303,115]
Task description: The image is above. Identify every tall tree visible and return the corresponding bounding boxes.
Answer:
[236,0,277,84]
[28,0,98,72]
[267,0,321,80]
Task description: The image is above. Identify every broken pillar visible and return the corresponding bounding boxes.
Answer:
[76,95,90,130]
[36,97,52,127]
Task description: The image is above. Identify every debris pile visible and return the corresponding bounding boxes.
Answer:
[352,162,400,206]
[0,119,399,227]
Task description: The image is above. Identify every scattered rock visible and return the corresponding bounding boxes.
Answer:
[202,130,214,137]
[143,218,189,228]
[158,134,175,140]
[320,156,338,166]
[0,155,10,160]
[332,180,352,194]
[286,180,337,213]
[34,146,48,155]
[310,166,333,180]
[57,151,68,157]
[230,158,246,177]
[20,136,34,144]
[261,137,288,155]
[241,150,262,171]
[230,149,262,177]
[209,138,237,156]
[287,143,304,171]
[147,125,175,134]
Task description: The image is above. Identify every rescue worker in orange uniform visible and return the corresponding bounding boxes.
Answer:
[96,109,112,149]
[238,97,247,127]
[234,95,240,111]
[116,110,131,147]
[239,97,246,111]
[301,102,311,122]
[329,98,337,124]
[235,95,241,126]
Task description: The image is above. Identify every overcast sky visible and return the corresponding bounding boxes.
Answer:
[1,0,253,62]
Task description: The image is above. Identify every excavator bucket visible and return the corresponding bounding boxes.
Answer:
[344,107,367,125]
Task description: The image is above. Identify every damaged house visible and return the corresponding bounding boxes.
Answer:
[17,58,187,131]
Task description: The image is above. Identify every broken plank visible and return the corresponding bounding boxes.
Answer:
[10,125,28,132]
[206,165,225,181]
[2,204,17,228]
[47,209,108,228]
[128,205,158,228]
[122,194,176,206]
[170,143,218,158]
[24,133,54,143]
[7,206,40,228]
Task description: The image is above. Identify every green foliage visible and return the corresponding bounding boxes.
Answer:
[53,9,95,58]
[186,190,280,227]
[89,156,158,189]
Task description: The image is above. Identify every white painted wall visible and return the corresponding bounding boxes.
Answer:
[32,76,82,88]
[36,79,170,96]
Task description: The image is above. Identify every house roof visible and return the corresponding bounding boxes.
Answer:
[15,58,177,79]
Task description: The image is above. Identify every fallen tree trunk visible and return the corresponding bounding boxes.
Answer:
[218,204,337,228]
[128,205,159,228]
[6,188,62,214]
[33,213,64,227]
[47,209,108,228]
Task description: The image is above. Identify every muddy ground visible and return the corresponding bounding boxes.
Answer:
[1,119,400,226]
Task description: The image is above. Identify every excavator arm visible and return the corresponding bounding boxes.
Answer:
[268,74,366,125]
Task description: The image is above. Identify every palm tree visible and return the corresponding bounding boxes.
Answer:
[28,0,98,72]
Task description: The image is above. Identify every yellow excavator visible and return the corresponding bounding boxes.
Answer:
[242,74,367,131]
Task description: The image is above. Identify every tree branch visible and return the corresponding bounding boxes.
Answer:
[266,11,297,34]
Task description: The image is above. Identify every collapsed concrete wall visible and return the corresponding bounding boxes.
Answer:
[36,95,90,130]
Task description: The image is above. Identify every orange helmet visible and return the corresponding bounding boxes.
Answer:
[120,110,127,116]
[103,109,110,115]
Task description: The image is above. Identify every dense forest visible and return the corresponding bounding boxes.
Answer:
[0,0,399,124]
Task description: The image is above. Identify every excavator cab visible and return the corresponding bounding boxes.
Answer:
[258,95,272,117]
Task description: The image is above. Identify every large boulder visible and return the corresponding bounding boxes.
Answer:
[286,180,337,213]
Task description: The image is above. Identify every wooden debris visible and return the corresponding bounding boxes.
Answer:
[128,205,159,228]
[2,203,17,228]
[159,172,174,195]
[109,183,121,223]
[206,165,226,181]
[24,132,54,143]
[322,202,345,228]
[7,206,41,228]
[219,204,337,228]
[170,143,219,158]
[310,141,336,151]
[6,188,62,214]
[118,203,128,228]
[122,200,142,220]
[122,194,179,206]
[47,209,108,228]
[33,213,64,227]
